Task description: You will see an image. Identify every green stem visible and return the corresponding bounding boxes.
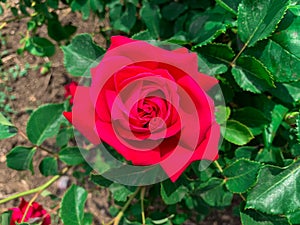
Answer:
[113,187,142,225]
[140,187,146,224]
[214,161,224,174]
[0,168,68,204]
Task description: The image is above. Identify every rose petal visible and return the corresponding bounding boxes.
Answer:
[108,35,137,50]
[64,86,101,145]
[95,120,164,164]
[160,123,220,182]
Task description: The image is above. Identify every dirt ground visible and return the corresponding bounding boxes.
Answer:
[0,4,241,225]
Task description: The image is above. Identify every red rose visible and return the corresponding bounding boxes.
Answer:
[64,36,220,182]
[9,198,51,225]
[64,81,78,104]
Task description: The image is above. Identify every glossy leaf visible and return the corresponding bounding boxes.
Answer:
[39,156,58,176]
[60,185,88,225]
[1,210,12,225]
[235,146,258,159]
[62,34,105,77]
[0,124,17,140]
[215,106,231,125]
[83,213,93,225]
[246,161,300,215]
[264,104,288,146]
[240,209,291,225]
[224,159,261,193]
[198,178,233,207]
[287,209,300,224]
[101,164,166,186]
[59,147,86,166]
[0,113,13,126]
[272,16,300,58]
[238,0,290,46]
[140,2,161,38]
[223,120,254,145]
[110,3,136,33]
[259,40,300,83]
[161,2,187,21]
[196,43,234,76]
[6,146,36,173]
[269,81,300,105]
[48,15,76,42]
[216,0,240,15]
[25,37,55,57]
[233,107,269,135]
[26,103,65,146]
[232,56,274,93]
[109,183,135,202]
[70,0,90,20]
[161,179,188,205]
[188,10,229,47]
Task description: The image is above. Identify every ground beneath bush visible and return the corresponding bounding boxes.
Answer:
[0,6,241,225]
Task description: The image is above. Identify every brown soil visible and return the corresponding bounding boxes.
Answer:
[0,4,241,225]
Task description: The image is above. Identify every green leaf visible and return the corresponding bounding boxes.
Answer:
[10,7,18,16]
[90,0,104,13]
[109,183,135,202]
[56,128,72,147]
[255,147,285,165]
[233,107,269,135]
[0,112,13,126]
[287,209,300,224]
[1,210,12,225]
[246,160,300,215]
[188,10,229,48]
[83,213,93,225]
[71,0,90,20]
[161,179,188,205]
[198,178,233,207]
[47,0,59,9]
[60,185,88,225]
[100,164,167,186]
[224,159,261,193]
[237,0,290,47]
[259,40,300,83]
[272,16,300,59]
[62,33,105,77]
[6,146,36,173]
[196,43,234,76]
[215,106,231,125]
[216,0,240,15]
[231,56,274,93]
[59,147,86,166]
[110,3,136,33]
[269,81,300,105]
[264,104,288,146]
[132,30,153,40]
[161,2,187,21]
[223,120,254,145]
[235,146,258,159]
[48,15,77,42]
[297,113,300,142]
[25,37,55,57]
[0,124,17,140]
[0,5,3,15]
[140,2,161,38]
[90,174,113,187]
[26,103,65,146]
[39,156,58,176]
[240,209,291,225]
